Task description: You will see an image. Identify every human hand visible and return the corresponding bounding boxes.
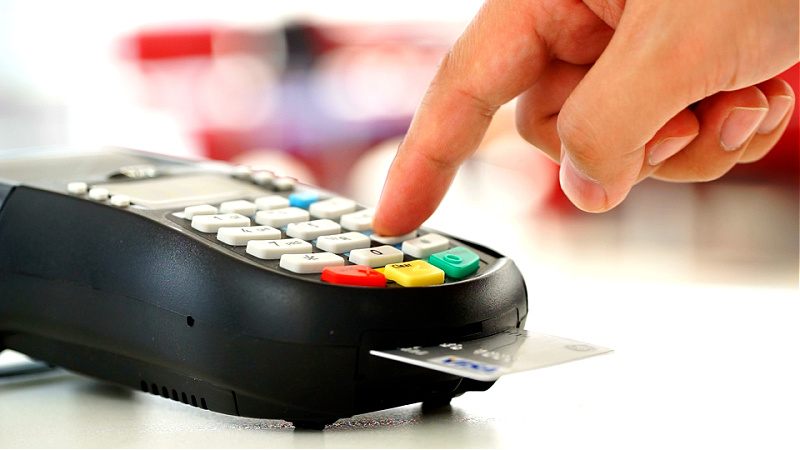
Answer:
[372,0,799,236]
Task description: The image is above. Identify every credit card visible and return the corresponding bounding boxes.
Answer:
[370,329,611,382]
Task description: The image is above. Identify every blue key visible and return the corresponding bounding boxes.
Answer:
[289,191,319,209]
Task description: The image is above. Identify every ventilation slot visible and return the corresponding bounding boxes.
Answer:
[140,379,208,410]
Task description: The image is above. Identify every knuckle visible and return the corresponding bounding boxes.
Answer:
[515,109,556,156]
[556,110,605,167]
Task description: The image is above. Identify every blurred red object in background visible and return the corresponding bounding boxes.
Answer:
[120,22,457,191]
[129,27,214,60]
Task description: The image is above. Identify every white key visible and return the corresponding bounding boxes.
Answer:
[273,177,296,191]
[370,231,417,245]
[286,219,341,240]
[402,233,450,258]
[88,188,109,201]
[309,197,356,219]
[183,204,218,219]
[217,226,281,246]
[255,195,289,211]
[349,245,404,268]
[252,171,275,186]
[110,195,130,208]
[255,207,310,228]
[340,208,375,231]
[233,165,252,179]
[316,232,371,253]
[191,213,250,233]
[67,182,87,195]
[219,199,257,216]
[246,238,312,260]
[280,252,344,274]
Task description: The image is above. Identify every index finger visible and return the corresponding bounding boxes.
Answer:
[371,0,551,236]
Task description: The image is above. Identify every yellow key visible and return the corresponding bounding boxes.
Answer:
[383,260,445,287]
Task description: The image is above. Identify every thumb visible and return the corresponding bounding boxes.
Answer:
[556,6,702,212]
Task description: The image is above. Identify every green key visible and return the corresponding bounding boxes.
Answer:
[428,246,480,278]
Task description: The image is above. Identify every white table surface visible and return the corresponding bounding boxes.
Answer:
[1,154,797,449]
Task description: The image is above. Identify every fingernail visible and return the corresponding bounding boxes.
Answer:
[559,155,607,212]
[758,95,793,135]
[648,134,697,166]
[720,107,768,151]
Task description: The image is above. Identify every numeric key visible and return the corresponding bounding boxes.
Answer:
[286,219,341,240]
[255,207,310,228]
[279,253,344,274]
[191,214,250,233]
[246,239,312,260]
[217,226,281,246]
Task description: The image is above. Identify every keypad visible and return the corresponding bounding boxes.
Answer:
[171,180,485,287]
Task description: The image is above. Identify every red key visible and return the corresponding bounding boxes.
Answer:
[321,265,386,287]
